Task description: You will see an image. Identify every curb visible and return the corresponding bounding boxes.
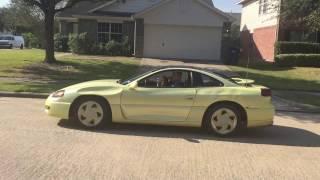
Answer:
[0,91,49,99]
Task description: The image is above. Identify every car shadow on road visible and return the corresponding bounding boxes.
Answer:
[58,119,320,147]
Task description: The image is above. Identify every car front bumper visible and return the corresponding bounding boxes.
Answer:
[45,96,71,119]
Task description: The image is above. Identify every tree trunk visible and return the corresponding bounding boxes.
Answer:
[44,10,56,63]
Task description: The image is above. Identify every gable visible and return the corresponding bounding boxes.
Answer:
[136,0,229,27]
[98,0,162,13]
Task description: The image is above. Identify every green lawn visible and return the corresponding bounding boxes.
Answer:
[0,49,140,93]
[229,62,320,107]
[229,62,320,92]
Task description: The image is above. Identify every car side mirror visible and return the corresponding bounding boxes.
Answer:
[128,81,138,90]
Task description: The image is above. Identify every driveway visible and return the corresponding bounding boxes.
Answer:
[0,97,319,179]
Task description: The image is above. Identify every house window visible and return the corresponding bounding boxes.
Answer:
[259,0,270,15]
[97,23,122,43]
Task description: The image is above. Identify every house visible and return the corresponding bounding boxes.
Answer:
[239,0,320,61]
[57,0,234,61]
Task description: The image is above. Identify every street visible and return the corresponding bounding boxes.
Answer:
[0,97,319,180]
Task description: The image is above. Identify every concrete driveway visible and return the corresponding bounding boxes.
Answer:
[0,97,320,180]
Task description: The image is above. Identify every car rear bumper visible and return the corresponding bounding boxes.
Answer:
[45,97,71,119]
[246,106,275,128]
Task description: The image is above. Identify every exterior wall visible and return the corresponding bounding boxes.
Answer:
[253,26,277,61]
[78,19,98,43]
[240,0,279,32]
[134,19,144,58]
[240,0,279,61]
[123,21,135,55]
[138,0,227,27]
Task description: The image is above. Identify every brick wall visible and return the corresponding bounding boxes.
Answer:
[253,26,277,61]
[241,25,277,61]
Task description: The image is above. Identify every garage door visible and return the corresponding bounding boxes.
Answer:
[143,24,222,61]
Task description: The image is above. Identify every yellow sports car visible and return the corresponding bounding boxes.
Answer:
[45,67,274,136]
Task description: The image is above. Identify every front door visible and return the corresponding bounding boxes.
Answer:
[121,70,196,122]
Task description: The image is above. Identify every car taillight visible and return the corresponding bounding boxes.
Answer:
[261,88,272,97]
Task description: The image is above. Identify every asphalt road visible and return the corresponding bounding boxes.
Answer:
[0,97,319,180]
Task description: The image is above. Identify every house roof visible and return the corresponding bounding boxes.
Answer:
[237,0,257,5]
[57,0,232,21]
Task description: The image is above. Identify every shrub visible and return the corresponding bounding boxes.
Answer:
[105,40,124,56]
[22,32,39,48]
[275,41,320,55]
[68,33,94,54]
[54,33,69,52]
[275,54,320,67]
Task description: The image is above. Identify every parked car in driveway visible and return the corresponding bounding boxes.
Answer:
[0,35,24,49]
[45,67,275,136]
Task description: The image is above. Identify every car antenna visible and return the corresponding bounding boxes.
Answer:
[245,37,253,86]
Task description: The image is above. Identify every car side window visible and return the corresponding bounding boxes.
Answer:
[192,72,224,87]
[138,70,191,88]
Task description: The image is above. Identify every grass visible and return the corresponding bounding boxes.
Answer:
[229,62,320,92]
[0,49,140,93]
[229,61,320,107]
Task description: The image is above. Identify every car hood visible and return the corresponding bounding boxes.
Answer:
[63,79,123,93]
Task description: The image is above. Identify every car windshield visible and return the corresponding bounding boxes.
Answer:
[0,36,12,40]
[119,69,157,85]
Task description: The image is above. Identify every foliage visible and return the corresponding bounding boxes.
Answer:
[280,0,320,31]
[275,54,320,67]
[20,0,110,63]
[0,0,44,46]
[22,32,40,48]
[275,41,320,55]
[68,33,94,54]
[68,33,132,56]
[54,33,69,52]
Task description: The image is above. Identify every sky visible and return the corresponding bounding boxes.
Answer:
[0,0,242,12]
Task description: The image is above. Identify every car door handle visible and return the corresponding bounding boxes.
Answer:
[185,96,194,100]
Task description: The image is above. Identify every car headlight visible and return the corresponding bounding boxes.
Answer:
[52,90,65,98]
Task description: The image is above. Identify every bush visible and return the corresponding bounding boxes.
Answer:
[22,32,39,48]
[68,33,132,56]
[105,40,124,56]
[275,54,320,67]
[68,33,94,54]
[54,33,69,52]
[275,41,320,55]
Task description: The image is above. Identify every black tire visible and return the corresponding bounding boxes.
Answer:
[70,96,111,129]
[20,44,24,49]
[203,103,243,137]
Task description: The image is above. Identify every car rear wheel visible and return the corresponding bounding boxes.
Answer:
[204,104,242,136]
[71,97,111,129]
[20,44,24,49]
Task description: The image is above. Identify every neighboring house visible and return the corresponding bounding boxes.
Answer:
[239,0,320,61]
[57,0,234,61]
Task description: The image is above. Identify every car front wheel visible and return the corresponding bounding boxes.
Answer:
[71,97,111,129]
[204,104,242,136]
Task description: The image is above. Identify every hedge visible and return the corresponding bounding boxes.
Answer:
[68,33,132,56]
[275,41,320,55]
[275,54,320,67]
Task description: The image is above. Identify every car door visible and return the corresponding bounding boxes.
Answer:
[121,70,196,122]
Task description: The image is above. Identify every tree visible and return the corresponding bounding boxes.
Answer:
[280,0,320,31]
[21,0,109,64]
